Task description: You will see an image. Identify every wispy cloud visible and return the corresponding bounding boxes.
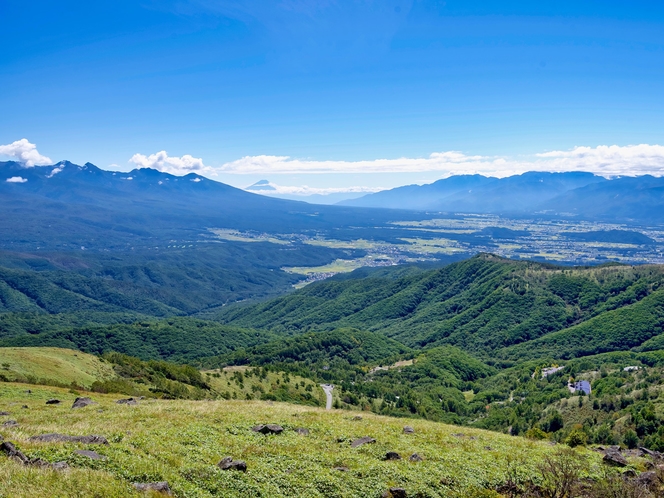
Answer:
[219,145,664,177]
[6,176,28,183]
[129,151,210,175]
[246,180,384,196]
[0,139,51,167]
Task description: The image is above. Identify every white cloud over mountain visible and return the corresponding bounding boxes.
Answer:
[129,151,209,175]
[0,139,51,167]
[219,144,664,178]
[246,180,384,196]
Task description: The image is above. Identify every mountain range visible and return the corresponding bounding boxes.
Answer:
[340,171,664,221]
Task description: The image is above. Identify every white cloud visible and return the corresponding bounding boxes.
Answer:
[535,144,664,177]
[130,151,210,175]
[0,139,51,167]
[245,181,384,196]
[6,176,27,183]
[219,144,664,178]
[47,166,64,178]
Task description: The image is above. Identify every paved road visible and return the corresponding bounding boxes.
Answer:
[321,384,334,410]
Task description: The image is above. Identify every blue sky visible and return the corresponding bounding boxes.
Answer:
[2,1,664,194]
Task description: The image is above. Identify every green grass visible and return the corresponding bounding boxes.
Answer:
[0,382,611,498]
[0,347,114,388]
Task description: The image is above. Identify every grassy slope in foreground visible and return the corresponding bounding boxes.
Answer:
[0,383,605,498]
[0,347,114,388]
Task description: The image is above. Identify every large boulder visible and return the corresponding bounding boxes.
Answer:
[1,441,29,464]
[350,436,376,448]
[385,452,402,461]
[133,482,172,495]
[252,424,284,435]
[218,456,247,472]
[603,447,628,467]
[403,426,414,434]
[71,397,95,409]
[29,433,108,445]
[74,449,106,460]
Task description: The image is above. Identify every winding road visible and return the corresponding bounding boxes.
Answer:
[321,383,334,410]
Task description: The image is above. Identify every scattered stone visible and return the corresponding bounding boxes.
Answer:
[333,466,349,472]
[469,436,477,440]
[218,456,247,472]
[409,453,423,462]
[403,426,414,434]
[452,433,465,438]
[350,436,376,448]
[294,428,310,436]
[21,405,28,409]
[385,452,402,461]
[116,398,138,405]
[622,468,637,478]
[0,411,9,416]
[25,390,31,394]
[382,487,407,498]
[635,471,657,488]
[50,461,69,471]
[71,397,95,409]
[29,433,109,445]
[352,416,363,421]
[2,420,18,427]
[252,424,284,435]
[133,482,172,495]
[45,399,61,405]
[639,447,662,459]
[603,448,628,467]
[484,446,493,451]
[1,441,29,464]
[74,449,106,460]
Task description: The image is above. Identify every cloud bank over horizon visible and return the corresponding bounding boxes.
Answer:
[220,144,664,178]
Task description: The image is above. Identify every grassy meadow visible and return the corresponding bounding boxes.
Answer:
[0,382,613,498]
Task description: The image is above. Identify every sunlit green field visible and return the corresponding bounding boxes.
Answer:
[0,347,115,388]
[0,382,608,498]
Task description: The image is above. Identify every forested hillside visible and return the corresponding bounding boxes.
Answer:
[218,254,664,359]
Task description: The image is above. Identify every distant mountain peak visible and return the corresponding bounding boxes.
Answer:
[246,180,276,191]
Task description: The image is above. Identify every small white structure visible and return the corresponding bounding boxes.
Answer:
[624,366,640,372]
[540,366,565,378]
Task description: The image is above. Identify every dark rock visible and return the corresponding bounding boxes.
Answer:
[333,466,349,472]
[484,446,493,451]
[29,433,109,445]
[409,453,423,462]
[0,411,9,416]
[603,448,628,467]
[403,426,414,434]
[469,436,477,440]
[382,487,407,498]
[25,390,31,394]
[352,416,363,421]
[452,433,465,438]
[350,436,376,448]
[385,452,402,461]
[45,399,61,405]
[21,405,28,409]
[294,428,309,436]
[50,461,69,471]
[218,456,247,472]
[72,397,95,409]
[1,441,30,464]
[74,449,106,460]
[133,482,172,494]
[639,446,662,459]
[635,471,657,488]
[116,398,138,405]
[2,420,18,427]
[622,468,637,478]
[252,424,284,435]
